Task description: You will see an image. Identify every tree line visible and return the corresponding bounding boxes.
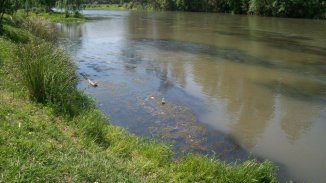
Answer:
[108,0,326,19]
[1,0,325,28]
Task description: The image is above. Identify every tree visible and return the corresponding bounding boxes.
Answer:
[0,0,18,33]
[40,0,57,12]
[57,0,83,17]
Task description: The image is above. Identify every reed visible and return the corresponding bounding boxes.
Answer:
[15,42,78,115]
[22,17,57,42]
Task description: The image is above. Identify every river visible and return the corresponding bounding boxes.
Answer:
[56,10,326,182]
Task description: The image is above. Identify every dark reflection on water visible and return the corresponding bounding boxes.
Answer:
[257,80,326,104]
[58,10,326,183]
[133,38,326,78]
[216,29,326,58]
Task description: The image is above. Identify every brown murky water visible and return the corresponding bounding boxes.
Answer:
[57,10,326,182]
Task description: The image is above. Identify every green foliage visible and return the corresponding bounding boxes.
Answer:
[56,0,84,17]
[0,0,18,33]
[39,0,57,11]
[85,3,131,10]
[94,0,325,19]
[0,0,84,32]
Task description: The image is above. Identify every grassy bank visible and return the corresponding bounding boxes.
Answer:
[15,11,86,23]
[84,3,155,11]
[38,12,86,23]
[0,15,278,182]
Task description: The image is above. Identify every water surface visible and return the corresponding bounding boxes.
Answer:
[57,10,326,182]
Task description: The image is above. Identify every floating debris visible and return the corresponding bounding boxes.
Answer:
[88,79,98,87]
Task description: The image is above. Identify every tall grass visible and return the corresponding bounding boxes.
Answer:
[15,42,80,115]
[170,155,277,182]
[22,17,58,42]
[74,109,108,145]
[3,25,31,43]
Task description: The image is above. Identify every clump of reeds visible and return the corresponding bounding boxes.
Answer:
[15,41,78,115]
[22,17,57,42]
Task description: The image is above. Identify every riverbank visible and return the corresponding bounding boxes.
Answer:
[84,2,326,19]
[14,11,86,23]
[0,15,278,182]
[37,12,86,23]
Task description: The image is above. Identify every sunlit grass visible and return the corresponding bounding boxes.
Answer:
[15,10,86,23]
[37,12,86,23]
[0,92,278,182]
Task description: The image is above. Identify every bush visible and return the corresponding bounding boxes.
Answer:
[15,42,78,115]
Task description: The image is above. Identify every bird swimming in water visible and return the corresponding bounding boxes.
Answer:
[161,98,166,105]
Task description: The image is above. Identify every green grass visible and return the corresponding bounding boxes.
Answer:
[0,93,143,182]
[15,10,86,23]
[2,25,32,43]
[0,16,279,182]
[37,12,86,23]
[0,92,278,182]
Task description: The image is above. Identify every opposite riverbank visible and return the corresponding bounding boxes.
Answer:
[84,2,326,19]
[0,13,278,182]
